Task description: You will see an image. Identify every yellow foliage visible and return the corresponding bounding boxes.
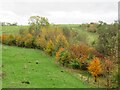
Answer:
[55,34,69,48]
[7,34,15,45]
[34,36,47,49]
[45,39,54,56]
[55,47,64,60]
[88,57,102,77]
[15,34,24,45]
[24,33,33,46]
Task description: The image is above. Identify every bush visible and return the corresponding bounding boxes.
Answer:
[34,36,47,50]
[56,48,70,67]
[70,59,80,69]
[7,34,16,45]
[45,39,54,56]
[1,34,8,44]
[24,33,33,48]
[56,34,69,47]
[69,43,94,63]
[56,47,64,60]
[88,57,102,82]
[15,34,25,47]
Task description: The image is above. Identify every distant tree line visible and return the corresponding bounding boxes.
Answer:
[0,22,17,26]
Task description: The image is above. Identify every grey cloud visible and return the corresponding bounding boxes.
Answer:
[1,2,117,14]
[0,1,118,24]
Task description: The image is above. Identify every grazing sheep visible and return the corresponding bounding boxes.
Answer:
[36,60,39,64]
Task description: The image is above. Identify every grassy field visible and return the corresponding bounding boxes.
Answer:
[70,27,98,46]
[1,25,99,88]
[2,45,89,88]
[1,26,28,34]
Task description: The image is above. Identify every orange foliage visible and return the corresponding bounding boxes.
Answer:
[1,34,7,43]
[55,47,64,60]
[88,57,102,82]
[70,43,94,63]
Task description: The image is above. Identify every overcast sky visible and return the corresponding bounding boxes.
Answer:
[0,0,119,25]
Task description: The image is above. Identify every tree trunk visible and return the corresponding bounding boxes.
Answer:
[107,71,110,87]
[107,77,109,87]
[95,76,97,82]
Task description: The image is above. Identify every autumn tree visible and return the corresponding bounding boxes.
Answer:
[28,16,49,32]
[24,33,33,48]
[55,34,69,52]
[15,34,23,47]
[88,57,102,82]
[56,47,70,66]
[70,43,94,63]
[34,36,47,50]
[7,34,15,45]
[56,47,64,60]
[45,40,54,56]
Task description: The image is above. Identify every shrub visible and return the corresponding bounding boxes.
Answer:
[69,43,95,70]
[87,57,102,82]
[15,34,25,47]
[45,39,54,56]
[56,34,69,47]
[34,36,47,50]
[70,59,80,69]
[7,34,16,45]
[53,33,69,54]
[87,23,98,33]
[0,34,16,45]
[1,34,8,44]
[24,33,33,48]
[56,47,64,60]
[56,48,70,67]
[70,43,94,63]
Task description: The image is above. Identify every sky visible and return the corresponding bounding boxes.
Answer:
[0,0,119,25]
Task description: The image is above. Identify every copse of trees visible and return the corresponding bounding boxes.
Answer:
[0,22,17,26]
[96,22,118,63]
